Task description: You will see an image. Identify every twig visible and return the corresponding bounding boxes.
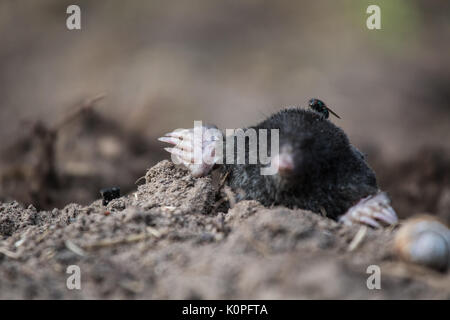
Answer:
[135,175,146,185]
[36,229,51,243]
[14,227,33,247]
[0,247,21,259]
[83,232,150,250]
[347,226,368,252]
[146,227,162,238]
[53,93,106,132]
[223,186,236,208]
[219,171,230,189]
[319,206,327,217]
[65,240,86,257]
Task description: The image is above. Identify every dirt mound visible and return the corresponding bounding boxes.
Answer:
[0,160,449,299]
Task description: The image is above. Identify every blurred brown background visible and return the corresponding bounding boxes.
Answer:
[1,1,449,219]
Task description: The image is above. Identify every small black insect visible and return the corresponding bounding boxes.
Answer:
[308,98,341,119]
[100,187,121,206]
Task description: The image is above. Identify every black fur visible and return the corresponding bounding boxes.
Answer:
[221,108,378,220]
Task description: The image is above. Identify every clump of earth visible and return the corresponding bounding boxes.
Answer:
[0,160,449,299]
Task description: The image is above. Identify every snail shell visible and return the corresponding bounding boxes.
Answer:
[394,216,450,271]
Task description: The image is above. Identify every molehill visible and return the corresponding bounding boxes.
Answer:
[0,160,449,299]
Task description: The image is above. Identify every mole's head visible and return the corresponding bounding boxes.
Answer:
[258,108,351,183]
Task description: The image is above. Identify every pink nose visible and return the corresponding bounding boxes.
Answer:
[273,153,294,176]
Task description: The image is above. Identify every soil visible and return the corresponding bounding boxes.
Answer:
[1,160,449,299]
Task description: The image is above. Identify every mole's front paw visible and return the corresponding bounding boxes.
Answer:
[158,126,221,177]
[339,192,398,228]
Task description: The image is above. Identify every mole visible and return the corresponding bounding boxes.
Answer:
[158,101,398,228]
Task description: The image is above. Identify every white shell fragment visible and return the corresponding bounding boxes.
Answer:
[394,216,450,271]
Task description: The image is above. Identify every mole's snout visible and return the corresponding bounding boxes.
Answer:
[272,151,295,177]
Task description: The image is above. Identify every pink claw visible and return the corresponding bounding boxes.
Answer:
[159,126,222,177]
[339,192,398,228]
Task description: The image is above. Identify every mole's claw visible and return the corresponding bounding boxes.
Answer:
[158,136,179,145]
[359,216,382,229]
[165,129,192,141]
[159,137,193,152]
[164,147,194,163]
[374,209,398,225]
[386,207,398,222]
[339,192,398,228]
[160,125,223,177]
